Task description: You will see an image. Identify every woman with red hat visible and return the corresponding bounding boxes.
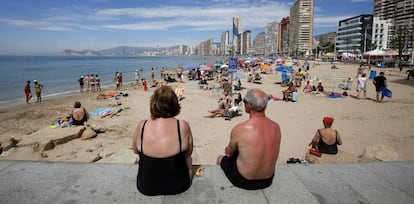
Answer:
[308,116,343,154]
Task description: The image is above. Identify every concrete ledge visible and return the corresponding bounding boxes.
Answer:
[0,161,413,203]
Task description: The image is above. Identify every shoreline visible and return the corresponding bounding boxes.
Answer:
[1,60,414,165]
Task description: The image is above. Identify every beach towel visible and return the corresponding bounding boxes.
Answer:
[188,83,199,88]
[382,88,392,98]
[90,107,112,116]
[326,92,345,99]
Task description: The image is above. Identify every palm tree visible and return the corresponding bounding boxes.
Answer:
[393,27,408,71]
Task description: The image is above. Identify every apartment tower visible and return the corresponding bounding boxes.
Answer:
[232,17,242,56]
[373,0,414,51]
[278,17,289,55]
[220,31,230,56]
[265,21,279,55]
[288,0,314,57]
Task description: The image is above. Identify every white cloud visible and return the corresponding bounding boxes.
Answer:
[0,19,73,31]
[0,2,291,32]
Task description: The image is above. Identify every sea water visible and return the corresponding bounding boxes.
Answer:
[0,55,224,109]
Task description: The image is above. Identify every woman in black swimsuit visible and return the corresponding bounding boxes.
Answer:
[132,86,194,196]
[309,117,343,154]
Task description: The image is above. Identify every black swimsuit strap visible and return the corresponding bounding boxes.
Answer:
[318,129,322,139]
[140,120,148,153]
[177,120,182,152]
[335,130,338,144]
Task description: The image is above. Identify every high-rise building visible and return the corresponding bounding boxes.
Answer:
[265,21,279,55]
[336,15,373,54]
[220,31,230,56]
[289,0,314,57]
[232,17,242,56]
[241,30,253,55]
[278,17,289,55]
[254,32,266,55]
[373,0,414,51]
[372,17,394,50]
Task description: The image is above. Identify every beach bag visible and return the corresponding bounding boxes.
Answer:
[291,92,298,102]
[309,149,321,157]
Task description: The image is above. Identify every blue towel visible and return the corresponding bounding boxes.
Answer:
[326,95,344,99]
[90,107,112,116]
[382,88,392,98]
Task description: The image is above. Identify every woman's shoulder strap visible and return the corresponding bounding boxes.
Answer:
[177,119,182,152]
[140,120,148,153]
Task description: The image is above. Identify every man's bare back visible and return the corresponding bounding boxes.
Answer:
[218,88,281,189]
[232,115,281,179]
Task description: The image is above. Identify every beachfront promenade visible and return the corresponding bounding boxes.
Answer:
[0,161,413,203]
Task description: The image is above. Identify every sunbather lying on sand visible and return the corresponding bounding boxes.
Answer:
[97,92,120,100]
[205,102,240,118]
[101,106,123,118]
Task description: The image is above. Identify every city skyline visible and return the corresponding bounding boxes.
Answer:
[0,0,374,55]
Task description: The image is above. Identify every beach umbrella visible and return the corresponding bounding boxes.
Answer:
[200,65,213,71]
[220,64,228,68]
[207,63,214,68]
[260,63,272,69]
[284,61,294,66]
[275,66,294,73]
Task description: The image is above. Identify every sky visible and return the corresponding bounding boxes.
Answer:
[0,0,374,55]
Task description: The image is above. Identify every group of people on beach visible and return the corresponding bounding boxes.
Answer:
[131,85,343,195]
[24,80,44,104]
[347,65,388,102]
[78,74,102,93]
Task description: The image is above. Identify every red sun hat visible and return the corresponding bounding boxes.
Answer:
[323,117,334,125]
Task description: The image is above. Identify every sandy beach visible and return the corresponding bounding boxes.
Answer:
[1,61,414,164]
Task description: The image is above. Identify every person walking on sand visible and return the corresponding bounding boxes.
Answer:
[24,80,32,104]
[78,76,84,93]
[115,72,121,91]
[373,71,387,102]
[33,80,44,103]
[151,68,155,82]
[356,73,367,99]
[217,88,281,190]
[135,69,141,85]
[177,66,184,83]
[143,78,148,91]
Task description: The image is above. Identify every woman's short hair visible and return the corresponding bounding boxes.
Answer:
[243,88,267,112]
[74,101,81,108]
[150,86,181,119]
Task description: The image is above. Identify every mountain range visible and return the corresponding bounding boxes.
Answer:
[60,46,169,56]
